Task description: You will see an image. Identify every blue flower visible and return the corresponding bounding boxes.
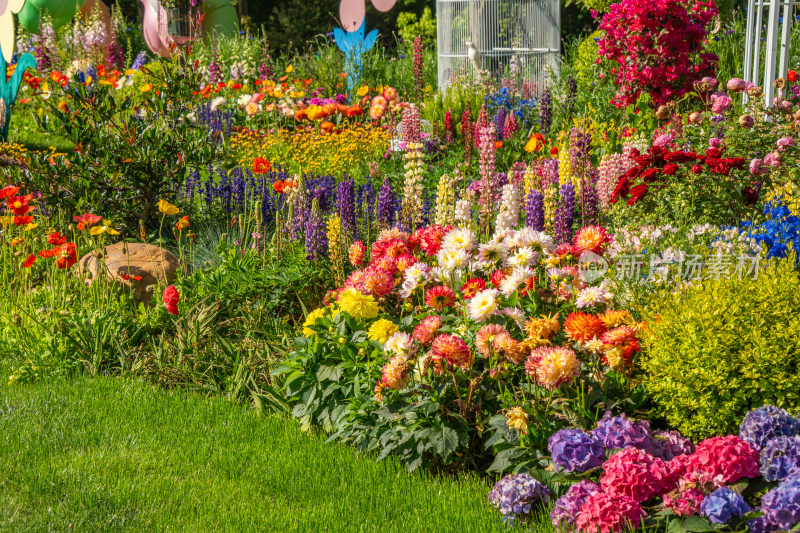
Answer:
[701,487,750,524]
[548,429,605,473]
[760,436,800,482]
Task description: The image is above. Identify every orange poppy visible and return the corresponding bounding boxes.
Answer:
[273,180,286,194]
[252,157,271,174]
[0,186,20,200]
[495,141,503,149]
[345,106,363,118]
[175,216,190,231]
[47,232,67,246]
[524,133,546,152]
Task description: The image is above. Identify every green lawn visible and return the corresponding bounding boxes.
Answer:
[0,377,521,532]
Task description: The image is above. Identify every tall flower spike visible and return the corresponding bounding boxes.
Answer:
[554,182,576,245]
[478,123,497,237]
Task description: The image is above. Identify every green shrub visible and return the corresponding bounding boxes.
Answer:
[641,257,800,440]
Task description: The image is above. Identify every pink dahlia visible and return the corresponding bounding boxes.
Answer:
[412,315,441,346]
[475,323,507,357]
[417,225,452,256]
[431,334,472,369]
[396,253,417,272]
[380,355,410,391]
[599,448,672,503]
[573,225,612,256]
[689,435,759,484]
[575,491,645,533]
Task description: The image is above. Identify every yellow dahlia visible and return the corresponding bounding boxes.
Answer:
[524,313,561,340]
[525,346,580,390]
[599,309,635,329]
[303,307,329,337]
[337,288,379,321]
[368,319,399,344]
[493,332,526,364]
[505,406,529,435]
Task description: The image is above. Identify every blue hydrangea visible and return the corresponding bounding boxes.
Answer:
[488,473,551,523]
[747,511,778,533]
[591,412,654,452]
[548,429,606,473]
[700,487,751,524]
[739,405,800,452]
[761,478,800,529]
[760,436,800,482]
[650,429,696,461]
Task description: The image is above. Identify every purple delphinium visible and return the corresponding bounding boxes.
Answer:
[550,480,601,531]
[650,430,695,461]
[130,51,148,72]
[579,178,599,226]
[700,488,751,524]
[553,182,576,245]
[525,190,545,231]
[487,473,550,523]
[539,88,552,136]
[336,178,357,239]
[231,168,246,210]
[761,476,800,529]
[548,429,605,473]
[740,405,800,451]
[591,412,654,453]
[495,107,507,141]
[760,436,800,482]
[377,178,397,228]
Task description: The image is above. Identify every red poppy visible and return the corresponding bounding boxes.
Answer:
[273,180,286,194]
[175,216,190,230]
[39,247,60,258]
[13,216,33,226]
[163,285,180,315]
[73,213,102,230]
[495,141,503,149]
[7,194,34,215]
[56,243,77,269]
[550,147,559,156]
[22,254,37,268]
[0,186,20,200]
[122,273,143,281]
[47,232,67,246]
[252,157,271,174]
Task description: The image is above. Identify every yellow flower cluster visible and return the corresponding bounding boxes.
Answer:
[231,124,391,176]
[766,181,800,215]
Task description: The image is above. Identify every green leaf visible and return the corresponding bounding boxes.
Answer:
[667,515,714,533]
[429,425,459,459]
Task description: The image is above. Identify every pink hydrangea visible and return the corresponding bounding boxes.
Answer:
[599,448,673,502]
[689,435,759,484]
[662,469,723,517]
[575,491,646,533]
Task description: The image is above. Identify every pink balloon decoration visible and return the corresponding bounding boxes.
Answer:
[339,0,365,32]
[370,0,396,12]
[141,0,171,57]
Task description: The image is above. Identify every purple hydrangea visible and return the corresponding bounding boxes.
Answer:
[548,429,605,473]
[488,473,551,522]
[740,405,800,451]
[700,487,751,524]
[760,436,800,482]
[550,480,601,531]
[761,476,800,529]
[591,412,654,453]
[747,512,778,533]
[650,430,696,461]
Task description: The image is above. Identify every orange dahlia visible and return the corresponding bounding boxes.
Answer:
[426,285,456,311]
[563,312,607,343]
[525,313,561,340]
[572,225,612,256]
[431,334,472,369]
[475,323,507,357]
[599,309,634,329]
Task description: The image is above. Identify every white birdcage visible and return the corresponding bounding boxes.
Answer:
[436,0,560,91]
[743,0,798,105]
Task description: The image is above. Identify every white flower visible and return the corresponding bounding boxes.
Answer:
[468,288,498,322]
[210,97,227,111]
[437,247,469,271]
[583,338,605,353]
[477,241,509,267]
[429,266,452,285]
[455,199,472,225]
[507,246,535,268]
[575,286,612,308]
[384,332,411,355]
[399,276,420,299]
[442,227,476,253]
[501,307,526,331]
[499,266,533,297]
[237,94,253,107]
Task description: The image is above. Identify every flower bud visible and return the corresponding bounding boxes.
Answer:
[656,106,670,120]
[738,115,755,129]
[774,78,786,90]
[688,112,703,125]
[747,86,763,98]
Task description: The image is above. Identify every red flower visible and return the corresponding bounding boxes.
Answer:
[425,285,456,311]
[690,164,704,174]
[490,269,507,289]
[789,70,798,83]
[252,157,271,174]
[461,277,486,299]
[0,186,20,200]
[550,146,559,156]
[47,232,67,246]
[662,163,678,175]
[13,216,33,226]
[344,106,363,117]
[56,243,77,269]
[273,180,286,193]
[175,216,190,230]
[7,194,34,215]
[22,254,37,268]
[627,184,649,205]
[122,273,143,281]
[495,141,503,149]
[163,285,180,315]
[73,213,102,230]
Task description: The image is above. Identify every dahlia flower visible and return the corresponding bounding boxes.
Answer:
[380,355,410,391]
[575,491,645,533]
[348,241,366,267]
[384,332,411,356]
[368,318,399,344]
[488,473,551,522]
[461,277,486,299]
[475,324,507,357]
[303,307,329,337]
[506,246,535,268]
[739,405,800,451]
[700,487,750,524]
[524,314,561,340]
[548,429,605,473]
[468,288,499,322]
[425,285,457,311]
[526,346,580,390]
[505,406,529,435]
[573,225,612,256]
[412,315,441,346]
[564,312,607,342]
[431,334,472,369]
[476,241,509,266]
[337,289,379,321]
[575,286,612,308]
[493,331,525,364]
[441,227,476,253]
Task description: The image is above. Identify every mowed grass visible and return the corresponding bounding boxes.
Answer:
[0,377,517,533]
